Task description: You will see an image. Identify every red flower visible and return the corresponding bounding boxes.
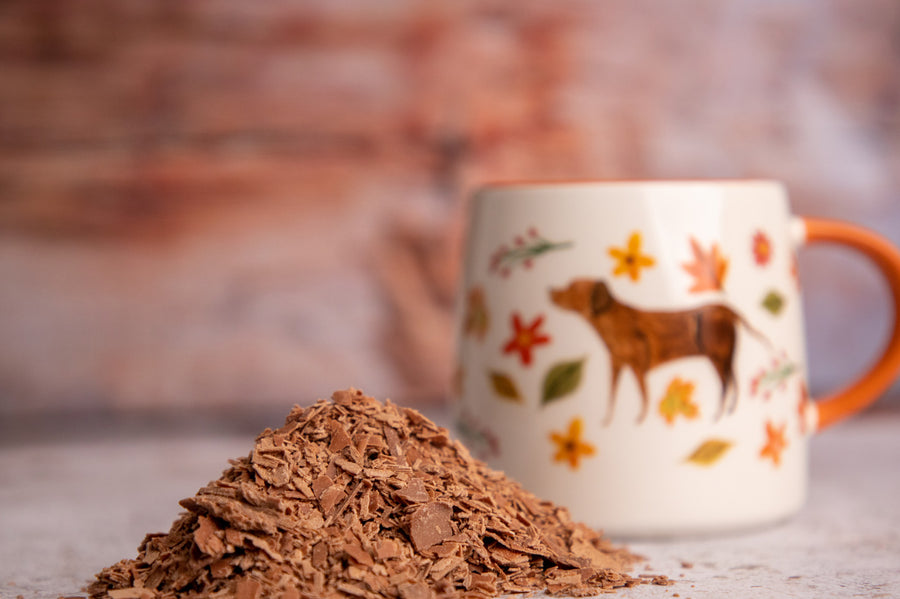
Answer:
[752,231,773,266]
[502,313,551,366]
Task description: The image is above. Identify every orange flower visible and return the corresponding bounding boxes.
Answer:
[759,420,788,466]
[608,232,656,282]
[550,417,596,470]
[658,377,699,425]
[463,286,489,341]
[752,231,772,266]
[502,313,550,366]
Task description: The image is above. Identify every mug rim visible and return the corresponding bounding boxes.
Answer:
[476,178,784,193]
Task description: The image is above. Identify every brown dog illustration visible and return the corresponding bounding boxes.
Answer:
[550,279,768,424]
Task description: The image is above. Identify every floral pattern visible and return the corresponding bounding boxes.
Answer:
[759,420,788,466]
[658,377,700,425]
[549,417,596,470]
[489,370,523,403]
[685,439,733,467]
[502,313,551,366]
[752,230,773,266]
[473,221,803,473]
[490,228,572,277]
[462,286,490,341]
[761,290,786,315]
[682,237,729,293]
[750,354,798,400]
[608,232,656,282]
[541,358,585,405]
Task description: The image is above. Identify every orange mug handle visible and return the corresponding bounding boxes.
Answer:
[799,217,900,431]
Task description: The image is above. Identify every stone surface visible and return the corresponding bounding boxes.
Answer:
[1,411,899,598]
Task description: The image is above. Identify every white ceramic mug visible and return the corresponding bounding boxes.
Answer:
[452,180,900,537]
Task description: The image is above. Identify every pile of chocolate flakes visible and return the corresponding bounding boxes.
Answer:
[89,389,666,599]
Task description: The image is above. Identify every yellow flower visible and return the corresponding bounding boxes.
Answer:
[658,377,699,425]
[609,232,656,282]
[549,417,596,470]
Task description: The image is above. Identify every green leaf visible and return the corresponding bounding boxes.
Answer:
[542,358,585,405]
[489,371,522,402]
[761,290,785,315]
[685,439,733,467]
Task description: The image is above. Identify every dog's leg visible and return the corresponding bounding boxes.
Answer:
[726,363,738,415]
[696,308,740,420]
[710,356,737,420]
[603,361,623,426]
[723,344,738,416]
[635,370,650,423]
[710,365,728,421]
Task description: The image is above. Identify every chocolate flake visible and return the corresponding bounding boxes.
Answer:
[335,456,363,476]
[395,477,430,504]
[344,542,375,566]
[106,589,154,599]
[376,539,399,560]
[312,474,334,498]
[398,582,434,599]
[234,578,261,599]
[328,420,353,452]
[311,541,328,569]
[87,389,661,599]
[193,515,225,558]
[409,502,454,552]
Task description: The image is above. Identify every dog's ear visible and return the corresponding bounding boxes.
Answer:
[590,281,613,315]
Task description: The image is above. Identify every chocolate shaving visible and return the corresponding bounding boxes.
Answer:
[312,474,334,498]
[192,516,225,558]
[398,582,433,599]
[328,420,353,452]
[409,502,454,552]
[395,477,430,504]
[344,542,375,566]
[88,388,662,598]
[376,539,400,560]
[234,578,261,599]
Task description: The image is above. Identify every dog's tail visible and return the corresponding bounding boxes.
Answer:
[733,309,774,350]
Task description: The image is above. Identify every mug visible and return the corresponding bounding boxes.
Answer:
[452,180,900,537]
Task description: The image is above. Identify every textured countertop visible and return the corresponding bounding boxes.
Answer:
[1,412,898,599]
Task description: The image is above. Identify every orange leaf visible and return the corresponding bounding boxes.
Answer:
[682,238,729,293]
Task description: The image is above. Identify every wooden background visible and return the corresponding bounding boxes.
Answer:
[1,0,898,417]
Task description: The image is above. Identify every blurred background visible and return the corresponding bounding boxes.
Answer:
[1,0,898,437]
